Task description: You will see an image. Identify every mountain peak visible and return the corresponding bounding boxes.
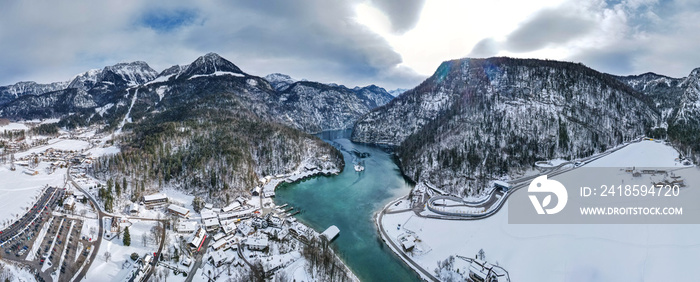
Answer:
[264,73,296,91]
[179,53,245,79]
[689,67,700,78]
[67,61,158,90]
[202,52,224,60]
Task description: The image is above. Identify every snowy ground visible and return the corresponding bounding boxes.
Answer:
[84,219,159,281]
[0,122,29,131]
[85,145,120,157]
[584,140,687,168]
[382,140,700,281]
[0,260,37,281]
[0,163,66,227]
[14,138,90,159]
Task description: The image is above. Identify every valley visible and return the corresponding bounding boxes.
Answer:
[2,54,700,282]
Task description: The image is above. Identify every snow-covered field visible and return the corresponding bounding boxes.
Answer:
[84,220,159,281]
[0,122,29,131]
[85,145,120,157]
[14,139,90,159]
[0,163,66,226]
[585,140,687,167]
[382,140,700,281]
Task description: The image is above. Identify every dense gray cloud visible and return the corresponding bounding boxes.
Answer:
[468,38,500,58]
[370,0,426,34]
[465,0,700,78]
[504,8,595,53]
[4,0,700,90]
[0,0,425,89]
[568,0,700,77]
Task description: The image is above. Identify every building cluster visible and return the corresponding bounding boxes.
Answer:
[137,190,337,278]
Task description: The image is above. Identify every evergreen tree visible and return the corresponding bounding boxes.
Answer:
[123,226,131,246]
[107,179,113,194]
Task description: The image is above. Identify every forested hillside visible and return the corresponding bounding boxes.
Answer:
[354,57,661,196]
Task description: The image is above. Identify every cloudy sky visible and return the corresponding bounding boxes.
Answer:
[1,0,699,89]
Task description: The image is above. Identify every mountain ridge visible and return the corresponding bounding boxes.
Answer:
[353,56,665,196]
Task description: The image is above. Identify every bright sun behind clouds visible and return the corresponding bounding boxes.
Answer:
[355,0,575,76]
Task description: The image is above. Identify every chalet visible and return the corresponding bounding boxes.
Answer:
[218,207,256,221]
[212,232,225,242]
[221,202,241,213]
[238,222,254,236]
[63,197,75,210]
[142,193,168,209]
[211,239,229,251]
[399,235,416,251]
[189,227,207,250]
[268,216,284,228]
[209,250,229,267]
[200,208,217,221]
[219,219,237,234]
[130,203,140,215]
[203,218,220,233]
[176,221,198,234]
[245,236,269,251]
[289,223,312,241]
[236,197,247,205]
[167,204,190,218]
[468,259,508,282]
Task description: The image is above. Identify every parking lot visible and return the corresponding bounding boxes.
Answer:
[0,187,98,282]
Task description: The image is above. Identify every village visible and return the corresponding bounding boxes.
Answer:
[0,120,347,282]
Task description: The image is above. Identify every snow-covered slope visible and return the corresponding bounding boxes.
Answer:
[264,73,297,91]
[67,61,157,92]
[388,88,409,97]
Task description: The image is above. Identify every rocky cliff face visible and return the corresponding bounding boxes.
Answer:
[354,57,661,196]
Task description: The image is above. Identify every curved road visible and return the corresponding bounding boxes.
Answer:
[376,137,649,281]
[67,166,166,282]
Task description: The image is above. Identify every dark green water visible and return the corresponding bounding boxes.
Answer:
[274,130,420,282]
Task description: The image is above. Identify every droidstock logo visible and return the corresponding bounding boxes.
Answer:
[528,175,568,215]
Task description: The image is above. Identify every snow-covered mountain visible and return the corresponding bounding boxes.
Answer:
[353,57,661,196]
[135,55,393,133]
[266,81,393,132]
[0,52,395,202]
[264,73,296,91]
[0,53,392,134]
[176,52,245,79]
[615,68,700,157]
[388,88,409,97]
[67,61,158,92]
[0,80,70,106]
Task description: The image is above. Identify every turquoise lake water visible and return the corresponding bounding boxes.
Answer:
[274,130,421,282]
